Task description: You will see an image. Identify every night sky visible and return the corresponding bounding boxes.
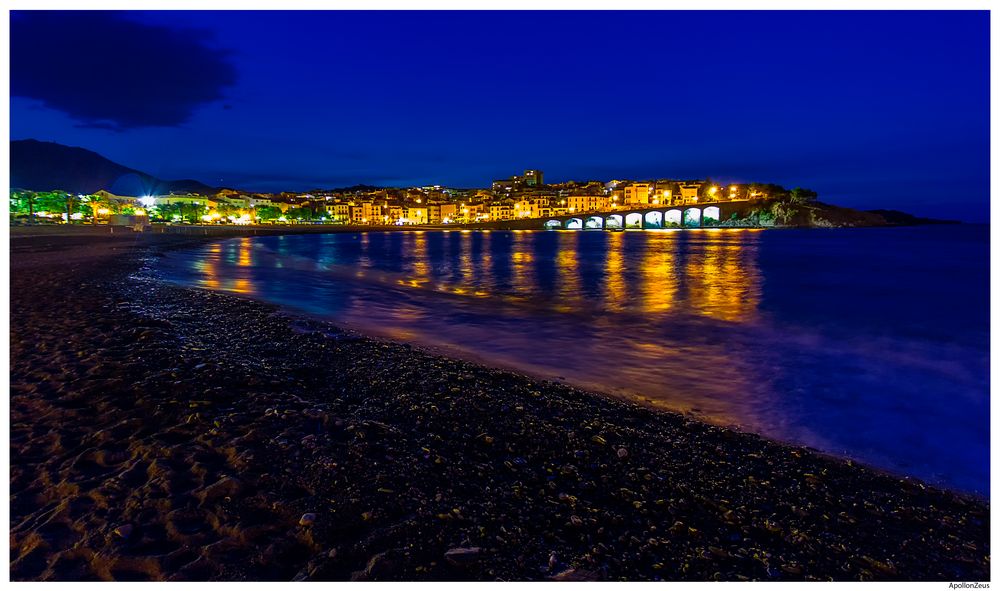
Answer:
[10,10,989,220]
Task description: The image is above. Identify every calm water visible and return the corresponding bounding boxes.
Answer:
[162,226,989,494]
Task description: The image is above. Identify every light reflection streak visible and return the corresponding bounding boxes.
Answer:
[637,233,678,314]
[408,232,430,288]
[554,232,581,312]
[603,231,627,313]
[509,231,535,299]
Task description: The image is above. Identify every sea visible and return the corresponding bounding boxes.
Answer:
[161,225,990,495]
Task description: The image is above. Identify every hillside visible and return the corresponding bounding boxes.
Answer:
[727,200,960,228]
[10,139,216,196]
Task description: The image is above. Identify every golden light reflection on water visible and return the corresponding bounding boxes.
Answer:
[476,232,492,298]
[510,231,535,299]
[236,237,253,267]
[554,232,582,312]
[686,230,761,322]
[193,242,223,289]
[604,232,627,313]
[354,228,763,320]
[196,229,762,324]
[193,239,259,294]
[408,232,430,288]
[458,231,475,284]
[638,232,679,314]
[231,278,255,294]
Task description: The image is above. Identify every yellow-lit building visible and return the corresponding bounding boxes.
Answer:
[513,196,551,218]
[679,183,702,204]
[323,203,350,222]
[490,203,514,221]
[624,183,651,206]
[362,202,382,223]
[429,202,458,223]
[566,194,611,213]
[650,187,674,206]
[405,206,429,224]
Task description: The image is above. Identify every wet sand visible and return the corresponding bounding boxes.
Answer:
[9,231,990,581]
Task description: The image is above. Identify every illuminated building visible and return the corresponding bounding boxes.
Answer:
[678,182,703,204]
[513,196,552,218]
[323,203,350,222]
[624,183,651,206]
[429,202,458,224]
[405,206,429,224]
[566,194,611,212]
[490,203,514,221]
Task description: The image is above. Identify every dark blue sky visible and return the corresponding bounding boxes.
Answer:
[11,11,989,220]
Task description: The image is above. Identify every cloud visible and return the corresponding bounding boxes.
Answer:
[11,11,237,130]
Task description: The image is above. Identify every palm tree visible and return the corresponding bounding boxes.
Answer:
[80,193,112,224]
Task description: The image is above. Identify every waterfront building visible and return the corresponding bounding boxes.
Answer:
[362,201,383,224]
[349,204,366,224]
[566,194,611,213]
[430,202,458,223]
[405,206,429,224]
[490,203,514,221]
[153,193,216,208]
[514,196,551,218]
[323,203,350,222]
[649,185,674,206]
[624,183,651,207]
[678,182,702,204]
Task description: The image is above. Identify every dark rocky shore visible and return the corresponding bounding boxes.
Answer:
[10,232,990,581]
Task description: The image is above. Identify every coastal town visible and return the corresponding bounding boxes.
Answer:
[9,169,786,226]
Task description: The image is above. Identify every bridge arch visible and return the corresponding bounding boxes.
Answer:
[585,216,604,229]
[683,208,702,227]
[606,214,624,229]
[566,217,583,230]
[665,209,682,227]
[703,206,721,223]
[644,211,663,229]
[544,219,562,229]
[625,212,643,229]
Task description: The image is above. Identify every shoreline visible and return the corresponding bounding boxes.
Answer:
[168,272,984,502]
[10,232,990,581]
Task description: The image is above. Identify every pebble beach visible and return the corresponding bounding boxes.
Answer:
[9,230,990,581]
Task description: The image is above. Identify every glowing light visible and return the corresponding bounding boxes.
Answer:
[97,208,110,215]
[134,208,147,216]
[139,196,156,208]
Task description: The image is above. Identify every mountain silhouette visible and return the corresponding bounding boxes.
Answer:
[11,139,217,195]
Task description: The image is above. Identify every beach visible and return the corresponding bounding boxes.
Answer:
[9,229,990,581]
